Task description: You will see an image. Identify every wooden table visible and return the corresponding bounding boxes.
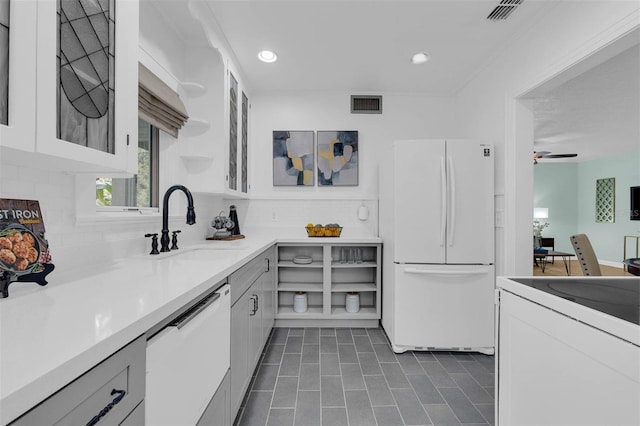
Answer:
[534,250,575,275]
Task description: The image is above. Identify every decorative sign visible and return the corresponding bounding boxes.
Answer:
[0,199,55,298]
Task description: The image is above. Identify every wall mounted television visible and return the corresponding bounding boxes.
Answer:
[631,186,640,220]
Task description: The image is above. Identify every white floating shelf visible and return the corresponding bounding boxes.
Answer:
[180,81,206,97]
[180,154,214,162]
[184,118,210,136]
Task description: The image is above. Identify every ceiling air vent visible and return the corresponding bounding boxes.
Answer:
[351,95,382,114]
[487,0,523,21]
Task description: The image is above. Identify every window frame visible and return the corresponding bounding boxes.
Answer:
[95,120,160,213]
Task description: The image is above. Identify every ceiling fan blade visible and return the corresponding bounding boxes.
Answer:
[540,153,578,158]
[534,151,551,156]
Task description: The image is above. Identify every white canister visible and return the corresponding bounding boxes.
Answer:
[293,292,308,313]
[345,292,360,313]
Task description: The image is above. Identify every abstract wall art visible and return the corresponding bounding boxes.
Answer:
[273,131,315,186]
[317,131,358,186]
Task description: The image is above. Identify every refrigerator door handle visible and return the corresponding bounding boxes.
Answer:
[447,156,456,247]
[440,156,447,246]
[404,268,489,276]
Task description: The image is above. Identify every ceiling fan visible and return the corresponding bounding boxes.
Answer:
[533,151,578,164]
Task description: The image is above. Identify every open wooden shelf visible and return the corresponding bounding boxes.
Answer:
[275,242,381,326]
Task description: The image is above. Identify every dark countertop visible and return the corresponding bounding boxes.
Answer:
[511,277,640,325]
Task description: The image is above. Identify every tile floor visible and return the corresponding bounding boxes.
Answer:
[234,327,495,426]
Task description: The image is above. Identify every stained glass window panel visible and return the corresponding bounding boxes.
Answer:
[57,0,114,153]
[228,73,238,191]
[0,0,9,126]
[241,92,248,193]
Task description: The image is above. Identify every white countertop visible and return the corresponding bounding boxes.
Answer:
[0,233,381,424]
[497,276,640,347]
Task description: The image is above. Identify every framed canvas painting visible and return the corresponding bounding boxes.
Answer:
[317,131,358,186]
[273,131,315,186]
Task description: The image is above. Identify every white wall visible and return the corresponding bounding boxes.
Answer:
[577,152,640,263]
[534,163,580,253]
[243,92,459,234]
[250,93,458,197]
[535,152,640,264]
[456,1,640,275]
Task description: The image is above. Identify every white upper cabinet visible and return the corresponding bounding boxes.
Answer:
[1,0,138,174]
[150,0,250,198]
[0,0,37,153]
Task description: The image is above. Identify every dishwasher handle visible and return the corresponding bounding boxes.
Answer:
[171,291,221,330]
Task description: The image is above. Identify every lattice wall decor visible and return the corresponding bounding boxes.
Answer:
[595,177,615,223]
[57,0,115,153]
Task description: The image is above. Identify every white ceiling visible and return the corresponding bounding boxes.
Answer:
[149,0,639,162]
[530,42,640,163]
[204,0,554,95]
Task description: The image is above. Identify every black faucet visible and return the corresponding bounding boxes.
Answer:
[160,185,196,252]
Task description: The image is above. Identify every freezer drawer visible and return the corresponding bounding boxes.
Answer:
[391,264,494,352]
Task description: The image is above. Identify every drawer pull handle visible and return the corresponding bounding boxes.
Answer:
[249,294,259,315]
[86,389,126,426]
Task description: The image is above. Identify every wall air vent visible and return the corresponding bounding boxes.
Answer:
[351,95,382,114]
[487,0,523,21]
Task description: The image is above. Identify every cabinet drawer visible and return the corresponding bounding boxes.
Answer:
[10,335,145,426]
[230,249,269,304]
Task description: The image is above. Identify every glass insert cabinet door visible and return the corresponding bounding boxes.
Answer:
[0,0,9,126]
[241,91,248,193]
[228,72,238,191]
[34,0,138,173]
[57,0,115,153]
[0,0,37,153]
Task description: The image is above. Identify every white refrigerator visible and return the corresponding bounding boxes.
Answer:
[380,139,495,355]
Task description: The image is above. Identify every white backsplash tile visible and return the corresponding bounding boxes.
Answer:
[1,164,378,282]
[0,164,224,280]
[233,198,378,238]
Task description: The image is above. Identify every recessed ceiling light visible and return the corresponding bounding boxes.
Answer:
[258,50,278,63]
[411,52,430,65]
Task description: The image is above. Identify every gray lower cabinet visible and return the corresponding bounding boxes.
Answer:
[119,402,144,426]
[261,248,276,342]
[230,246,276,421]
[9,335,145,426]
[197,370,230,426]
[230,286,252,418]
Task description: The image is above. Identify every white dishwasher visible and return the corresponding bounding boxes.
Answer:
[146,284,230,426]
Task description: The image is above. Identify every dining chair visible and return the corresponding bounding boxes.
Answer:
[570,234,602,276]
